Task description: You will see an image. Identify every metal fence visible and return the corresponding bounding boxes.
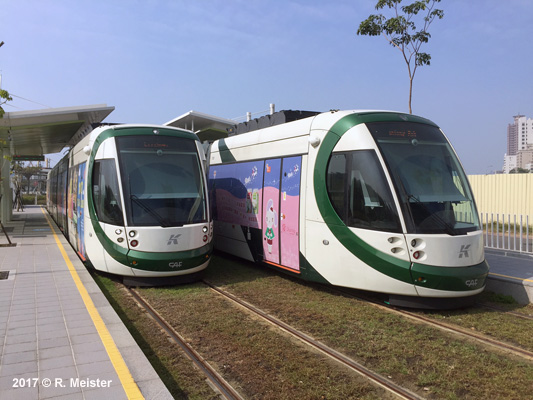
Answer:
[469,174,533,217]
[480,212,532,254]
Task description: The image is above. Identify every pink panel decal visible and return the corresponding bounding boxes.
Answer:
[280,157,301,271]
[280,195,300,270]
[263,159,281,264]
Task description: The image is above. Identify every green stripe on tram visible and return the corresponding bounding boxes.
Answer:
[313,112,413,284]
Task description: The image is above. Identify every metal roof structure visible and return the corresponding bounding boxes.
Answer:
[164,110,234,142]
[0,104,114,156]
[0,104,114,223]
[164,110,235,132]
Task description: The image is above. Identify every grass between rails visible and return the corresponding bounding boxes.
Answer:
[203,253,533,400]
[93,269,391,399]
[91,252,533,400]
[139,283,392,400]
[91,271,219,400]
[413,293,533,353]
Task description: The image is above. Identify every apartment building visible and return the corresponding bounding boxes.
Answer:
[503,114,533,173]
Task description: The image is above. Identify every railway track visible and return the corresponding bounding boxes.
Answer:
[331,288,533,362]
[126,287,245,400]
[203,280,425,400]
[128,282,425,400]
[394,307,533,361]
[478,303,533,321]
[125,276,532,400]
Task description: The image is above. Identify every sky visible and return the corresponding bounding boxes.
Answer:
[1,0,532,174]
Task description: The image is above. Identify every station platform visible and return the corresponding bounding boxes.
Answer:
[0,206,173,400]
[485,249,533,305]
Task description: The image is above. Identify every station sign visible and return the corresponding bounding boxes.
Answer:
[12,155,45,162]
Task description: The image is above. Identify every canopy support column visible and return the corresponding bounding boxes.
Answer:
[0,149,12,222]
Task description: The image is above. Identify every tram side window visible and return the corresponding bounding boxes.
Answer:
[326,154,347,221]
[327,151,401,233]
[92,160,124,226]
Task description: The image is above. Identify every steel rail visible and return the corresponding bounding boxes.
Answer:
[333,288,533,362]
[126,287,244,400]
[394,308,533,362]
[478,303,533,321]
[203,280,425,400]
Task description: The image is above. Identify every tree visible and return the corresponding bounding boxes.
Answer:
[12,162,42,193]
[0,40,11,118]
[357,0,444,114]
[509,167,531,174]
[0,89,12,119]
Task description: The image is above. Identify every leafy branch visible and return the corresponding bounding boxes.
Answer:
[0,40,12,118]
[357,0,444,114]
[0,89,12,119]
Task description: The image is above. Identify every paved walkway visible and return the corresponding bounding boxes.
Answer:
[0,206,172,399]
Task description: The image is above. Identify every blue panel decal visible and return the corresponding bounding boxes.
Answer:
[77,162,86,259]
[210,161,265,228]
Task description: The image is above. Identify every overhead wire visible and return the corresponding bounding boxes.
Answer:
[9,93,53,108]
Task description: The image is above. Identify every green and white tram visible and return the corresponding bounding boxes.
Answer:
[47,124,213,286]
[208,110,489,307]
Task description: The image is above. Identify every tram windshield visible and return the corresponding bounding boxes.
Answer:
[367,121,480,235]
[116,135,207,227]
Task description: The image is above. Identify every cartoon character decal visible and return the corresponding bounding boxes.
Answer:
[264,199,278,254]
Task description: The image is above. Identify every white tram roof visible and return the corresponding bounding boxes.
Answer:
[0,104,114,156]
[211,110,385,150]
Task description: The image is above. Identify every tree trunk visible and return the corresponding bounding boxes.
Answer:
[408,76,414,114]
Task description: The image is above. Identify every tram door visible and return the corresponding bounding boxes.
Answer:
[262,156,301,271]
[263,159,281,265]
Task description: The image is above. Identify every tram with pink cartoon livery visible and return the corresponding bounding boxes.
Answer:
[208,110,489,308]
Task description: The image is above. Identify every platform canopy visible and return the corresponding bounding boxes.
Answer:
[164,110,235,142]
[0,104,115,156]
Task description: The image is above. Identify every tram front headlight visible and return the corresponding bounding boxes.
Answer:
[130,240,139,247]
